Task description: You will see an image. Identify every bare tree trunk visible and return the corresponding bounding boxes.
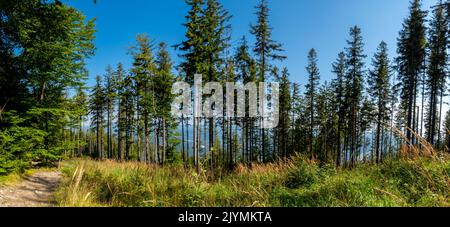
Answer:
[196,116,201,173]
[155,119,159,164]
[137,108,141,162]
[250,120,253,164]
[336,120,342,167]
[96,121,100,159]
[222,117,226,166]
[193,116,197,170]
[210,118,214,168]
[107,108,111,159]
[163,119,167,166]
[186,118,190,167]
[376,113,382,164]
[420,62,426,138]
[229,118,233,169]
[242,118,246,163]
[412,79,418,145]
[182,115,186,167]
[437,90,444,148]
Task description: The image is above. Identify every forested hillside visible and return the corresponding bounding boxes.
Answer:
[1,0,450,207]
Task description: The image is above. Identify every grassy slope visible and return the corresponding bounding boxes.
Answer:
[55,155,450,207]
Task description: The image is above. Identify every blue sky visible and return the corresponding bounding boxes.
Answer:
[66,0,436,88]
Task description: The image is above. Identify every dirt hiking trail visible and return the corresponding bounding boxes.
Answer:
[0,171,61,207]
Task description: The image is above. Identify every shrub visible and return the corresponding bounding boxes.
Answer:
[284,158,322,189]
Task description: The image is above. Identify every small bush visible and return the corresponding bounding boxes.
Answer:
[284,161,319,189]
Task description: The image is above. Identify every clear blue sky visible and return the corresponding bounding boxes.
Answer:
[66,0,436,88]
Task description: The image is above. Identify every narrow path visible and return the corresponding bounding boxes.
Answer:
[0,171,61,207]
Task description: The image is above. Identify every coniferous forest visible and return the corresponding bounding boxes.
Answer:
[1,0,450,208]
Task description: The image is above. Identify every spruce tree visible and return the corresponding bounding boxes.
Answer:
[116,63,127,160]
[234,36,257,163]
[250,0,286,162]
[203,0,231,163]
[368,41,391,163]
[277,68,291,159]
[305,48,320,159]
[396,0,427,144]
[332,52,346,167]
[425,3,448,146]
[154,42,176,165]
[104,65,117,159]
[130,34,157,163]
[89,75,106,159]
[122,72,135,160]
[316,82,336,162]
[73,85,88,156]
[290,83,301,154]
[178,0,206,170]
[344,26,366,167]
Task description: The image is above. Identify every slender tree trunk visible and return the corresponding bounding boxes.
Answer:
[249,119,254,164]
[96,120,100,159]
[144,113,149,164]
[222,114,226,166]
[125,109,129,160]
[182,115,186,167]
[155,119,159,164]
[229,118,233,169]
[412,78,418,145]
[406,73,414,144]
[336,118,342,167]
[437,90,444,148]
[118,102,122,160]
[261,56,266,163]
[291,108,295,155]
[242,118,246,163]
[137,107,141,162]
[78,120,82,157]
[197,116,201,173]
[376,112,382,164]
[163,119,167,166]
[210,118,214,168]
[310,95,314,159]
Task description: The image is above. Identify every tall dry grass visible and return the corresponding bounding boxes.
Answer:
[55,154,450,207]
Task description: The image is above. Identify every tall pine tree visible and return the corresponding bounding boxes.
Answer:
[396,0,427,144]
[250,0,286,162]
[425,3,448,146]
[368,42,391,164]
[305,49,320,159]
[332,52,347,167]
[344,26,366,167]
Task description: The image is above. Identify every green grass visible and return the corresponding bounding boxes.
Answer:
[0,167,56,187]
[55,155,450,207]
[0,171,24,186]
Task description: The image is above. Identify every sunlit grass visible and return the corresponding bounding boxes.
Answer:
[55,154,450,207]
[0,167,57,187]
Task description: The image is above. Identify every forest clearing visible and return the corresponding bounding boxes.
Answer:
[1,153,449,207]
[53,154,449,207]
